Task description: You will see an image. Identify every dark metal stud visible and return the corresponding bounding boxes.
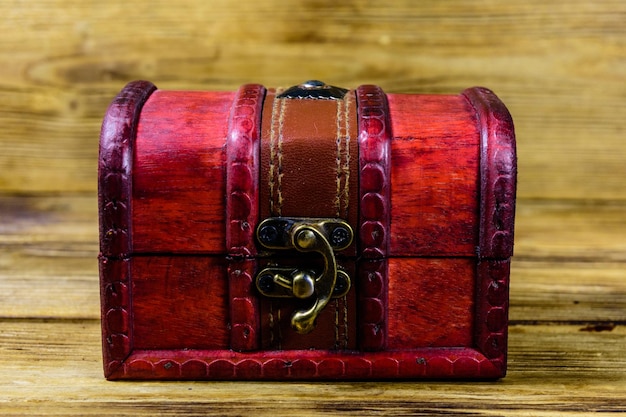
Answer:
[333,273,348,295]
[258,224,279,245]
[330,226,351,247]
[257,274,275,293]
[277,80,349,100]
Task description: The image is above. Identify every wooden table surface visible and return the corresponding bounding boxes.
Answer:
[1,1,624,415]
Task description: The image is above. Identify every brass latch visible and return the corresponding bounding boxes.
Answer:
[255,218,353,334]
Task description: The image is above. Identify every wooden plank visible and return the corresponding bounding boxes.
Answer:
[0,194,96,251]
[0,320,624,415]
[2,196,626,322]
[0,1,624,199]
[1,196,623,265]
[511,261,626,323]
[0,252,97,319]
[514,200,626,262]
[0,195,99,318]
[3,252,625,325]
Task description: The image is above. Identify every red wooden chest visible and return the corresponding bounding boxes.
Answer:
[98,80,516,380]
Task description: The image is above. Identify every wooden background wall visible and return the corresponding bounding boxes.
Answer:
[1,0,624,201]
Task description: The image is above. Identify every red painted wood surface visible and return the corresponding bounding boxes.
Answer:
[99,81,516,380]
[132,90,233,254]
[131,256,229,350]
[388,93,480,256]
[387,258,475,349]
[128,91,495,258]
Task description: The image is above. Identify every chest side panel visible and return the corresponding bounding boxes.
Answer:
[131,256,229,350]
[388,94,480,257]
[386,257,475,349]
[132,90,234,254]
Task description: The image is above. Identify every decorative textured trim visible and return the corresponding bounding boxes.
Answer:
[98,80,156,258]
[357,259,388,351]
[226,84,266,351]
[474,260,510,377]
[228,260,260,351]
[106,347,502,380]
[98,80,156,378]
[462,86,517,378]
[356,85,392,259]
[226,84,265,256]
[268,89,285,217]
[99,257,132,377]
[462,87,517,260]
[356,85,392,351]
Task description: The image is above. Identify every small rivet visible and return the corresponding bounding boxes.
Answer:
[330,226,351,247]
[259,224,279,245]
[333,274,348,295]
[258,274,275,293]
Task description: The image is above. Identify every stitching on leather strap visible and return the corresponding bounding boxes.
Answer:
[342,93,352,219]
[342,94,352,348]
[334,93,353,220]
[268,92,280,216]
[334,98,346,345]
[276,306,282,350]
[335,99,344,218]
[268,89,286,217]
[334,93,353,348]
[334,299,340,348]
[343,294,349,349]
[268,302,275,348]
[276,98,287,216]
[267,91,287,350]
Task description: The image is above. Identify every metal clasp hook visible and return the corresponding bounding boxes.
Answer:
[255,218,353,334]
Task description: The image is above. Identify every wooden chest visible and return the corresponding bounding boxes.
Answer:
[98,80,516,380]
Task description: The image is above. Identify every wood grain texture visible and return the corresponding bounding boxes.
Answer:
[0,0,624,200]
[132,89,233,254]
[387,258,475,349]
[1,198,622,392]
[0,320,624,415]
[389,93,479,256]
[2,195,625,323]
[1,0,625,412]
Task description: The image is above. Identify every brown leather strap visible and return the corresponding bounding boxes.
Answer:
[259,89,358,350]
[260,90,359,229]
